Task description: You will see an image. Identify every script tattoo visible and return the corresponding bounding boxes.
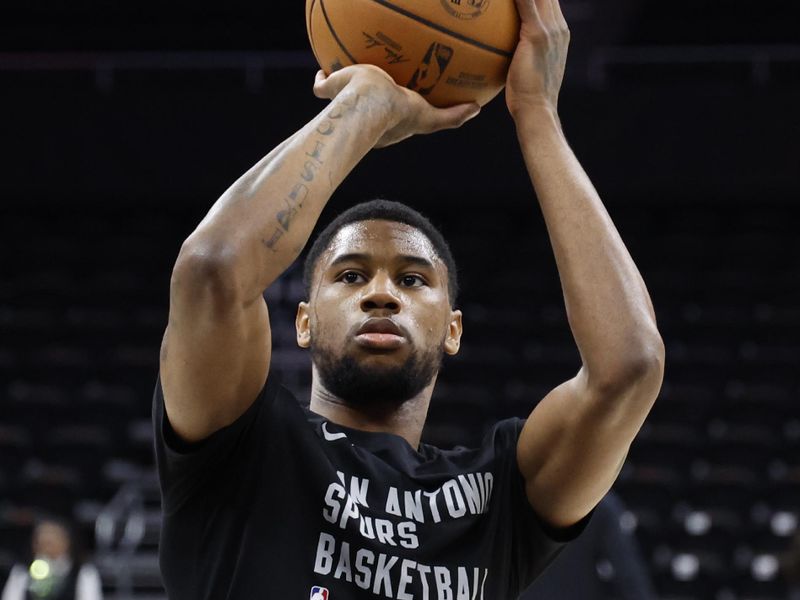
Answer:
[263,95,362,251]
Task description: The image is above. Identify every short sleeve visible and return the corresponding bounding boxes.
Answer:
[1,564,28,600]
[491,417,592,595]
[152,372,282,513]
[76,563,104,600]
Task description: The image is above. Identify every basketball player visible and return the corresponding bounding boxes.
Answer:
[154,0,664,597]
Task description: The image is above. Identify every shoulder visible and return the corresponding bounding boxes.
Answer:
[152,370,305,511]
[78,563,101,578]
[486,416,526,449]
[153,369,298,452]
[2,565,29,596]
[419,417,526,468]
[6,564,27,578]
[75,564,103,600]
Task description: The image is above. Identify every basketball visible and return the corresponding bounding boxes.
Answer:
[305,0,520,107]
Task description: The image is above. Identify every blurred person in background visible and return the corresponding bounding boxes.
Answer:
[1,518,102,600]
[521,491,657,599]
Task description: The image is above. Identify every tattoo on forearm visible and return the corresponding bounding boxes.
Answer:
[262,95,361,252]
[276,183,310,232]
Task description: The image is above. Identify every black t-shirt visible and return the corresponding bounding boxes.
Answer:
[153,372,586,600]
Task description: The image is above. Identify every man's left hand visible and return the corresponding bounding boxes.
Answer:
[505,0,570,121]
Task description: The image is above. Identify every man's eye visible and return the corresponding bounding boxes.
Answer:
[340,271,364,284]
[400,275,425,287]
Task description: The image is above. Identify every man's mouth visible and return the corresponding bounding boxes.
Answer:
[355,318,407,350]
[354,332,406,350]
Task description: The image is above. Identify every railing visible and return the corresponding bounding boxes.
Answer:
[94,470,166,600]
[95,481,147,599]
[0,51,316,92]
[587,44,800,87]
[1,44,798,90]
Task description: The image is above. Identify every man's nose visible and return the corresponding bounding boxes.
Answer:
[360,273,400,312]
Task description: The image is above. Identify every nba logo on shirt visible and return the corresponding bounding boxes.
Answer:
[310,586,329,600]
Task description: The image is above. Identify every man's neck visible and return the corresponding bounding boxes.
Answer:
[308,374,435,450]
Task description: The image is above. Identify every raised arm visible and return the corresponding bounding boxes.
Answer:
[507,0,665,527]
[161,66,480,443]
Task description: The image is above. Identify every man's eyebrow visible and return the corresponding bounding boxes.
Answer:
[398,255,437,270]
[327,253,436,270]
[327,253,371,269]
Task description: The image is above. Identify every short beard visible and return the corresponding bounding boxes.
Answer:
[311,339,444,411]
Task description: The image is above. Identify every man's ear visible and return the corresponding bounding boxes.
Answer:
[444,309,463,355]
[296,301,311,349]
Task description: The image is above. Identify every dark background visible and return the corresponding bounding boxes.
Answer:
[1,1,799,598]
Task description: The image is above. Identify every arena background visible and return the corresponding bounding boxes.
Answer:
[1,1,799,598]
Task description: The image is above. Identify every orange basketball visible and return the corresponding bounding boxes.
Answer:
[306,0,520,107]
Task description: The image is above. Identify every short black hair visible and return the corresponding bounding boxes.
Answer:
[302,199,459,307]
[28,514,88,563]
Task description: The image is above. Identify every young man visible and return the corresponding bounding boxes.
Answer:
[153,0,665,597]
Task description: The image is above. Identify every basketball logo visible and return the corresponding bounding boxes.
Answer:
[441,0,491,20]
[407,42,454,96]
[310,586,329,600]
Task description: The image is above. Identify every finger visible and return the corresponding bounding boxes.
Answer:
[535,0,555,26]
[514,0,542,26]
[422,102,481,133]
[547,0,570,45]
[551,0,569,29]
[313,68,352,99]
[313,69,329,98]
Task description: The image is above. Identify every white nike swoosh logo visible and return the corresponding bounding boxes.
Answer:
[322,422,347,442]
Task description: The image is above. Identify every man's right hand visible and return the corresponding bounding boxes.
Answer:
[313,65,481,148]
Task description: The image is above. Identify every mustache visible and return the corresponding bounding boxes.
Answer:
[310,340,444,408]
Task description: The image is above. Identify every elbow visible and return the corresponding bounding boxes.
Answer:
[628,338,665,398]
[171,237,247,306]
[589,330,665,404]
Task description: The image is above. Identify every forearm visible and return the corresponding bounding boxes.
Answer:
[515,108,662,386]
[181,87,393,302]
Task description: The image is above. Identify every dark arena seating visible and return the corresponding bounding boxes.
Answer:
[1,197,798,598]
[2,1,799,596]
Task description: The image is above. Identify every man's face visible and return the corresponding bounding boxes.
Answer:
[296,219,462,409]
[32,522,70,560]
